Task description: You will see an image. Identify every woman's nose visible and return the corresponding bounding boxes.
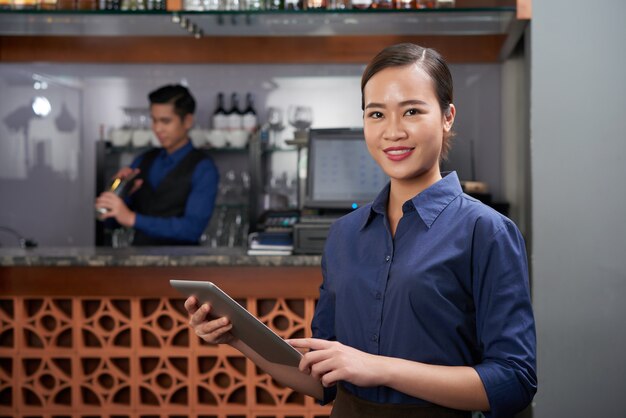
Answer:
[382,116,408,141]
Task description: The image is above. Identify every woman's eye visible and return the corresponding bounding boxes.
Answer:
[405,108,421,116]
[368,111,383,119]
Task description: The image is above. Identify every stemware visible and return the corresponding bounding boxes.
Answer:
[266,107,284,148]
[267,107,284,131]
[288,105,312,131]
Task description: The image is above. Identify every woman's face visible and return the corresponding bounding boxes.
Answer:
[363,64,455,189]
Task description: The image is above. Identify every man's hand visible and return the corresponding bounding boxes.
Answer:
[94,192,136,227]
[112,167,143,195]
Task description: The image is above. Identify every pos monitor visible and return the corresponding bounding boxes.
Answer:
[304,128,388,211]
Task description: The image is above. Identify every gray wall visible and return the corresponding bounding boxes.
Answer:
[501,44,531,240]
[531,1,626,416]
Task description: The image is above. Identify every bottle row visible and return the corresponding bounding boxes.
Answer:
[211,92,258,133]
[182,0,454,11]
[1,0,165,10]
[0,0,453,11]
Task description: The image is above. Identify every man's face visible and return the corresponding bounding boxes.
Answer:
[150,103,193,154]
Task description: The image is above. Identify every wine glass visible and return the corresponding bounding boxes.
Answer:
[288,105,313,131]
[267,107,284,131]
[267,107,284,148]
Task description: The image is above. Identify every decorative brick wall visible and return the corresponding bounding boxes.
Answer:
[0,291,331,418]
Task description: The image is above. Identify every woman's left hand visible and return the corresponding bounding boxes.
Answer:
[287,338,383,388]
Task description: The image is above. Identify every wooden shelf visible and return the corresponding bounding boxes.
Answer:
[0,33,506,63]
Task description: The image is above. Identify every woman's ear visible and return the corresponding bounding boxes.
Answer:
[443,104,456,133]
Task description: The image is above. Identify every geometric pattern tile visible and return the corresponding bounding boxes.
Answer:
[0,296,331,418]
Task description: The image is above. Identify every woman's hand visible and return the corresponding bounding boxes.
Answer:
[287,338,383,388]
[184,296,234,345]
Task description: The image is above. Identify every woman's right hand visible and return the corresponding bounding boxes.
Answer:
[184,296,235,345]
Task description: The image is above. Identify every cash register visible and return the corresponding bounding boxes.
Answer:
[293,128,388,254]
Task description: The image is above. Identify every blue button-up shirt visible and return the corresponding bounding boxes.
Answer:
[129,141,219,243]
[312,172,536,418]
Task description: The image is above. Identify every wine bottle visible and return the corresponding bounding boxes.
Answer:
[305,0,325,9]
[351,0,370,8]
[371,0,392,8]
[242,93,258,133]
[212,92,229,131]
[394,0,412,8]
[226,92,243,131]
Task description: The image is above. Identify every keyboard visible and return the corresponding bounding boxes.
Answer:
[299,215,341,224]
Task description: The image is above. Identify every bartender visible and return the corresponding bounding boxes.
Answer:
[95,84,219,246]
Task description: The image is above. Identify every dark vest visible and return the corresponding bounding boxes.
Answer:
[131,147,206,246]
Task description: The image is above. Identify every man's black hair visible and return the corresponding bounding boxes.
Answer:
[148,84,196,120]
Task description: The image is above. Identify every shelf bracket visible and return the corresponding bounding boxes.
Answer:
[498,17,528,61]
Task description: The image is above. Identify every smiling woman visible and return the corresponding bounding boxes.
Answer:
[361,46,456,236]
[182,43,537,418]
[287,43,537,418]
[362,64,455,233]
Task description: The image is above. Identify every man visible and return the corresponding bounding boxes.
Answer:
[95,84,219,246]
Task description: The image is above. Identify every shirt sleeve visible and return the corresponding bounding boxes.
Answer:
[311,225,338,405]
[130,154,143,169]
[133,158,220,243]
[472,217,537,418]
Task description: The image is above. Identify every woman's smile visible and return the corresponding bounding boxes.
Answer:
[383,146,415,161]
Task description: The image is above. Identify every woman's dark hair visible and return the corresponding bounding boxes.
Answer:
[361,43,455,160]
[148,84,196,120]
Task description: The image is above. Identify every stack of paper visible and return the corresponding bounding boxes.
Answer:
[247,232,293,256]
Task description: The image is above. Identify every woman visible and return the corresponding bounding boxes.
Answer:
[185,43,537,418]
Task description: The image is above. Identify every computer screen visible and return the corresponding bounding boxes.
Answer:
[305,128,388,210]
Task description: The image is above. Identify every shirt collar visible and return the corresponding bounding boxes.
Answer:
[359,182,391,230]
[360,171,463,230]
[159,140,193,164]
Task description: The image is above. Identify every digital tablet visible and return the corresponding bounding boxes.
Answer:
[170,279,302,367]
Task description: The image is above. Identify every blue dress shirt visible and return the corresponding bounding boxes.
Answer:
[129,141,219,243]
[312,171,537,418]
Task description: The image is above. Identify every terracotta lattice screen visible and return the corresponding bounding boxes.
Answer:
[0,295,332,418]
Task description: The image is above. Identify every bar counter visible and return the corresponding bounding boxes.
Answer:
[0,246,322,267]
[0,247,330,418]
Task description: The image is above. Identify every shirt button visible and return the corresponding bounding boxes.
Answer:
[371,334,378,342]
[376,292,382,300]
[385,255,391,262]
